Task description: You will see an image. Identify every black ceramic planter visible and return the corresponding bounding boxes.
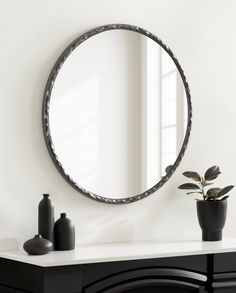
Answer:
[197,200,227,241]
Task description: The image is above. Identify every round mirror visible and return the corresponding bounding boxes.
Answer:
[43,24,192,204]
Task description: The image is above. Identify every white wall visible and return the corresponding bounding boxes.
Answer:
[1,0,236,247]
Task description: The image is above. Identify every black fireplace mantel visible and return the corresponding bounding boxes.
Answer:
[1,239,236,293]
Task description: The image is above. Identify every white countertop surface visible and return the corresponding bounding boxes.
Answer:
[1,238,236,267]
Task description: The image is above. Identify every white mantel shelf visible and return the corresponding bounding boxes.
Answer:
[1,238,236,267]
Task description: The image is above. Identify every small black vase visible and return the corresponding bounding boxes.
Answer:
[54,213,75,251]
[38,194,54,246]
[23,235,53,255]
[197,200,227,241]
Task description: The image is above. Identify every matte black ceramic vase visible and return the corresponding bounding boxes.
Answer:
[54,213,75,251]
[38,194,54,246]
[23,234,53,255]
[197,200,227,241]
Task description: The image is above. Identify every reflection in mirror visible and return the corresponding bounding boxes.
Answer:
[47,27,190,201]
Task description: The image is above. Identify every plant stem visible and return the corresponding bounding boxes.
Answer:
[201,179,206,200]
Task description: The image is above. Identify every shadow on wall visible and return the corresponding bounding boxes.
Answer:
[72,182,198,245]
[0,238,19,251]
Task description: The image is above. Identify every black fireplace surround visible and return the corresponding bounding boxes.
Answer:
[0,251,236,293]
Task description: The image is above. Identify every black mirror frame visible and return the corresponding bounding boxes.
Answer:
[42,24,192,204]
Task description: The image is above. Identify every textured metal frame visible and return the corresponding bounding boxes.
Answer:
[42,24,192,204]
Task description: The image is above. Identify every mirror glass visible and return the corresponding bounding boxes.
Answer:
[45,26,191,202]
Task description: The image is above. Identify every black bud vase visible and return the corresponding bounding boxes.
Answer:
[38,194,54,247]
[197,200,227,241]
[54,213,75,251]
[23,235,53,255]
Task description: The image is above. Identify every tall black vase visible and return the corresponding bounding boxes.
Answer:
[54,213,75,251]
[38,194,54,246]
[197,200,227,241]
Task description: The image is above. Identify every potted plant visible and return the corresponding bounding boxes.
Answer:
[178,165,234,241]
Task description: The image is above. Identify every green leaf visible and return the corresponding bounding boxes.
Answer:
[204,165,221,181]
[178,183,200,190]
[217,185,234,197]
[186,191,203,195]
[206,187,221,198]
[220,196,229,201]
[182,171,201,182]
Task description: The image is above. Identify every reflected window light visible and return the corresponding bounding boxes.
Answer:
[50,77,99,184]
